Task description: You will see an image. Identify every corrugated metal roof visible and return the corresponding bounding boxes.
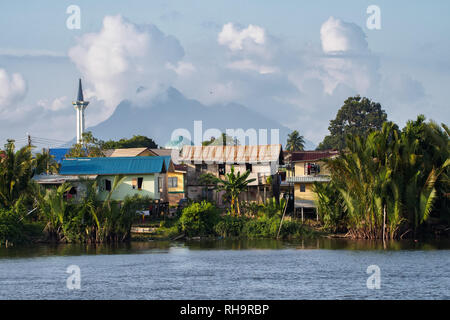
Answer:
[289,150,338,162]
[60,156,171,175]
[104,148,149,157]
[179,145,282,163]
[149,148,173,156]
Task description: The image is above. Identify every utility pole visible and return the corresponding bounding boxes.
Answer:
[27,133,31,147]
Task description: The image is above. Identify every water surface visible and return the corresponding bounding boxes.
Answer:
[0,239,449,299]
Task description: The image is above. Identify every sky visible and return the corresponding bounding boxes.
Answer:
[0,0,449,148]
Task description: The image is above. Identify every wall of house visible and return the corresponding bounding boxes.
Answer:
[294,182,317,202]
[168,172,184,193]
[168,171,185,205]
[97,174,160,201]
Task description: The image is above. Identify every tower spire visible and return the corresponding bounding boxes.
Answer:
[77,78,84,101]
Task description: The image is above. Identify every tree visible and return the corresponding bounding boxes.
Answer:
[202,133,239,146]
[286,130,305,151]
[198,173,219,201]
[214,166,256,216]
[0,140,35,208]
[317,96,387,150]
[35,149,59,175]
[101,135,158,150]
[314,116,449,239]
[66,131,104,158]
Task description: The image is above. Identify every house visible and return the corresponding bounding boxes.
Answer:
[58,156,172,202]
[104,147,186,204]
[147,149,186,204]
[177,144,283,205]
[102,147,153,157]
[284,150,338,219]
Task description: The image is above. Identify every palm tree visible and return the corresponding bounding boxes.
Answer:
[214,165,256,216]
[35,149,59,175]
[0,140,35,208]
[286,130,305,151]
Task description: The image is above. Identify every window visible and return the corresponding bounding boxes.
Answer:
[158,177,163,191]
[137,177,143,190]
[105,179,111,191]
[202,163,208,170]
[218,164,225,175]
[245,163,252,172]
[300,184,306,192]
[168,177,178,188]
[195,164,202,172]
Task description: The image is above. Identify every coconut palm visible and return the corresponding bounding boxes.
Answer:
[0,140,35,208]
[286,130,305,151]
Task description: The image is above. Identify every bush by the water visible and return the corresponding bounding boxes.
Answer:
[179,201,220,237]
[182,200,315,239]
[0,208,43,246]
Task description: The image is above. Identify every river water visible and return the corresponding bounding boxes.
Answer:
[0,238,449,300]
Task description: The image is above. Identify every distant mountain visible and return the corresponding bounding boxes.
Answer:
[88,87,316,149]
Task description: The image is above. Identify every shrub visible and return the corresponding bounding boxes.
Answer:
[0,208,37,245]
[179,201,220,237]
[214,215,246,237]
[242,216,280,238]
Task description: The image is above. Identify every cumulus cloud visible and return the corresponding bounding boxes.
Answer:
[218,23,266,51]
[0,68,27,110]
[68,15,185,117]
[37,96,68,111]
[320,17,368,54]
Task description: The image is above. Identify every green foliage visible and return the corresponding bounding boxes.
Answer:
[315,116,449,239]
[286,130,305,151]
[214,165,256,215]
[202,133,239,146]
[101,135,158,150]
[317,96,387,150]
[0,208,43,245]
[35,149,59,175]
[66,131,104,158]
[0,140,35,208]
[179,201,221,237]
[214,215,246,237]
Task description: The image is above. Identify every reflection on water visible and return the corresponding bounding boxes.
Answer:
[1,238,449,259]
[1,238,449,300]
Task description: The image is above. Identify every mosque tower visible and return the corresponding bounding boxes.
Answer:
[72,79,89,144]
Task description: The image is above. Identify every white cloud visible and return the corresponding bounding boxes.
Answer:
[0,68,27,110]
[320,17,368,54]
[37,96,68,111]
[227,59,278,74]
[68,15,184,119]
[218,23,266,51]
[166,61,196,76]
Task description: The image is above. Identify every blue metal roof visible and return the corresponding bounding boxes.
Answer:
[49,148,71,164]
[59,156,171,175]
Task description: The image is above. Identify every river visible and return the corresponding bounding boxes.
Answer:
[0,238,449,299]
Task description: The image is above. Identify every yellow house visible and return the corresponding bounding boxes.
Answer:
[104,147,186,205]
[285,150,338,219]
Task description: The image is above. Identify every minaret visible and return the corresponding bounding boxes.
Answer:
[72,79,89,144]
